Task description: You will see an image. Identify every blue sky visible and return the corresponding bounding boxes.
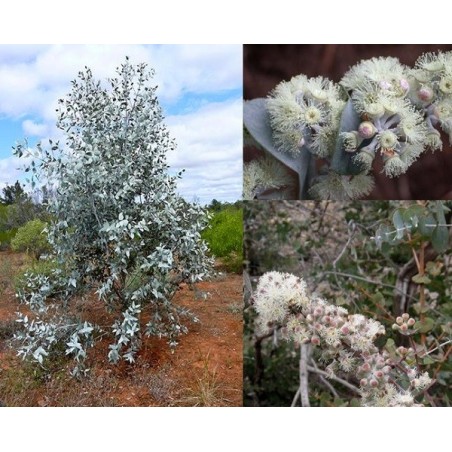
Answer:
[0,45,243,204]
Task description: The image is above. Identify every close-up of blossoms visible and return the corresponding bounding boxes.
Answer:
[252,271,434,407]
[243,48,452,200]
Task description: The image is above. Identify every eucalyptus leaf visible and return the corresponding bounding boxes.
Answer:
[414,317,435,333]
[412,274,431,285]
[431,202,449,253]
[419,214,436,237]
[392,209,405,239]
[243,98,313,199]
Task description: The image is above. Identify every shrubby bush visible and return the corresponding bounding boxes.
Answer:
[202,205,243,273]
[11,220,51,260]
[13,58,212,375]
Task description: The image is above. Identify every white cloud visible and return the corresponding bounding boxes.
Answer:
[22,119,49,137]
[0,45,243,203]
[166,98,242,203]
[0,155,32,190]
[0,44,242,120]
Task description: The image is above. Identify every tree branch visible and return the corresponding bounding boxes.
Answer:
[299,344,311,407]
[306,365,361,395]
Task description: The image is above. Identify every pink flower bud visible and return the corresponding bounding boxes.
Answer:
[376,358,385,368]
[402,313,410,321]
[418,86,434,102]
[341,326,350,335]
[311,335,320,346]
[400,78,410,91]
[358,121,377,139]
[314,307,323,317]
[362,362,371,372]
[324,316,331,324]
[396,316,403,325]
[375,370,384,379]
[370,379,379,388]
[400,323,408,332]
[407,318,415,327]
[360,378,368,387]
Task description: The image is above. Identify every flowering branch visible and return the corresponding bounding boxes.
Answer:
[244,51,452,200]
[252,271,434,406]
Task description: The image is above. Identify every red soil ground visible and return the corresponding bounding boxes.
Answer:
[0,251,243,407]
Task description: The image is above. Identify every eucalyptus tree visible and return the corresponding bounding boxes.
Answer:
[13,58,213,374]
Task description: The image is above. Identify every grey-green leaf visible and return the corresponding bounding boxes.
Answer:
[243,98,312,199]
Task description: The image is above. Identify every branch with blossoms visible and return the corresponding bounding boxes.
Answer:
[252,271,434,407]
[244,51,452,200]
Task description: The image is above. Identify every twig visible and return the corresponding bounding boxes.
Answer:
[333,225,355,269]
[423,339,452,356]
[299,344,311,407]
[324,271,418,303]
[306,365,361,395]
[290,386,301,407]
[311,359,339,399]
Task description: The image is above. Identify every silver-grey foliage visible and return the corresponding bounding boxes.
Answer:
[13,58,213,375]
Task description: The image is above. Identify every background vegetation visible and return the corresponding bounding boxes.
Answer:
[202,200,243,274]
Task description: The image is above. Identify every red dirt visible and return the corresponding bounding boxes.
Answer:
[0,251,243,407]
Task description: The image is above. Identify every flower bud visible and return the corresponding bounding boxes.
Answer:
[396,316,404,325]
[400,323,408,332]
[311,335,320,346]
[383,366,391,374]
[375,370,384,379]
[361,362,371,372]
[314,307,323,317]
[399,78,410,92]
[402,313,410,321]
[392,323,399,331]
[370,379,379,388]
[417,86,434,102]
[341,326,350,335]
[358,121,377,139]
[360,378,368,387]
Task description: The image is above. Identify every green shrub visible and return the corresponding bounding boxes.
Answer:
[10,220,51,260]
[202,207,243,273]
[0,229,17,250]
